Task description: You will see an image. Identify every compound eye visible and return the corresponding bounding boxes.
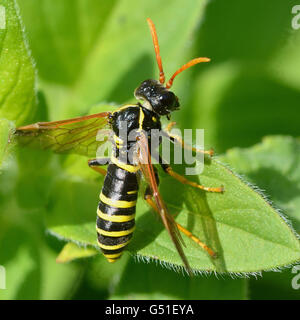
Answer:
[159,92,173,105]
[159,92,179,110]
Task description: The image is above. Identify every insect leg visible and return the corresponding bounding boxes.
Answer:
[162,163,224,193]
[163,122,214,156]
[144,183,217,258]
[88,158,110,176]
[153,153,224,193]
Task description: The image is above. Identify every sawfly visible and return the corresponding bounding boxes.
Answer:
[15,18,224,274]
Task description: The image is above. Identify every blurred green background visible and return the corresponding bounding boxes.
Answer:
[0,0,300,299]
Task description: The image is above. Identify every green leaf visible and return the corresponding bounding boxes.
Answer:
[219,136,300,232]
[0,118,14,167]
[17,0,117,85]
[56,242,97,263]
[0,0,36,126]
[218,135,300,300]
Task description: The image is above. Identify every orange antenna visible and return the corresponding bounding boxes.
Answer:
[166,57,210,89]
[147,18,165,84]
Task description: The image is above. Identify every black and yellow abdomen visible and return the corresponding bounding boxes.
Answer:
[96,161,139,262]
[96,105,160,262]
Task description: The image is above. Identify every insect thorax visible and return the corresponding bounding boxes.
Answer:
[110,105,161,164]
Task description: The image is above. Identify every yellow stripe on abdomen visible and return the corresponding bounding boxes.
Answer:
[97,208,135,222]
[100,192,136,208]
[96,226,135,237]
[110,155,140,173]
[104,252,123,259]
[97,239,130,251]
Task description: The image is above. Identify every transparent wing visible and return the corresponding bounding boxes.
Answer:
[136,131,192,274]
[15,112,111,157]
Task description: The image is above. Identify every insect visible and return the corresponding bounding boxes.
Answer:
[15,18,224,274]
